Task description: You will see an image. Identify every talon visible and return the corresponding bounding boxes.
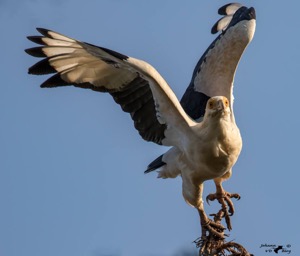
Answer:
[206,191,241,230]
[230,193,241,200]
[206,196,211,205]
[206,193,218,204]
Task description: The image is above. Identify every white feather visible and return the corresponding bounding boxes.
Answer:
[194,19,256,107]
[223,3,243,15]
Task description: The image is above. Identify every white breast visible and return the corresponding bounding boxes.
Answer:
[182,115,242,181]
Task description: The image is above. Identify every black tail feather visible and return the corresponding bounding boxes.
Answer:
[145,154,165,174]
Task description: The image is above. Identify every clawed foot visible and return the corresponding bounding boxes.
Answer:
[206,191,240,230]
[195,218,226,256]
[201,217,226,240]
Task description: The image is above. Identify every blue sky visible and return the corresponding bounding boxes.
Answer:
[1,0,299,255]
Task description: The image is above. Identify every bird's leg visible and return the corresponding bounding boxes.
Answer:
[198,197,225,241]
[181,175,225,248]
[198,207,226,240]
[182,180,228,254]
[194,206,226,253]
[206,172,240,230]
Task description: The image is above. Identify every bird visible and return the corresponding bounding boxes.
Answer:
[25,3,256,240]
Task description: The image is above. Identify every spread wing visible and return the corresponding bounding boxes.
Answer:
[25,28,196,148]
[180,4,256,120]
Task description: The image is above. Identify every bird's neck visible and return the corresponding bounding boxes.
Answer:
[203,111,232,124]
[201,112,235,137]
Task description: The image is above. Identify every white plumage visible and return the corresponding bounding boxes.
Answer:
[26,3,256,240]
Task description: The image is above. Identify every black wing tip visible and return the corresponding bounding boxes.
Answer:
[36,27,50,36]
[27,58,57,75]
[236,6,256,21]
[212,4,256,35]
[25,47,46,58]
[218,3,256,20]
[218,3,242,15]
[248,7,256,20]
[226,6,255,29]
[27,36,45,45]
[24,48,32,55]
[218,3,232,15]
[211,20,220,34]
[40,73,70,88]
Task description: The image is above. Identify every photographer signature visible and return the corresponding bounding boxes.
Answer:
[260,244,292,254]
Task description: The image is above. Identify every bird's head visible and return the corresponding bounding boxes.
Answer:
[205,96,231,118]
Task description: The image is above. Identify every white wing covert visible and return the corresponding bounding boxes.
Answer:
[26,28,196,148]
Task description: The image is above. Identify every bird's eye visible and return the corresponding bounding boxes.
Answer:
[209,102,213,108]
[224,100,229,107]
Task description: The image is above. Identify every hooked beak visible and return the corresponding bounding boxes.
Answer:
[216,100,225,111]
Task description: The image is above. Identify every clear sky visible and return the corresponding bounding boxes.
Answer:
[1,0,299,256]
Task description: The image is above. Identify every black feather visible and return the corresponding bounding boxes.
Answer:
[116,88,152,113]
[26,28,166,145]
[25,47,46,58]
[211,18,222,34]
[145,155,165,173]
[40,73,70,88]
[110,76,166,144]
[218,3,232,15]
[28,58,57,75]
[181,87,210,120]
[36,28,50,37]
[27,36,46,45]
